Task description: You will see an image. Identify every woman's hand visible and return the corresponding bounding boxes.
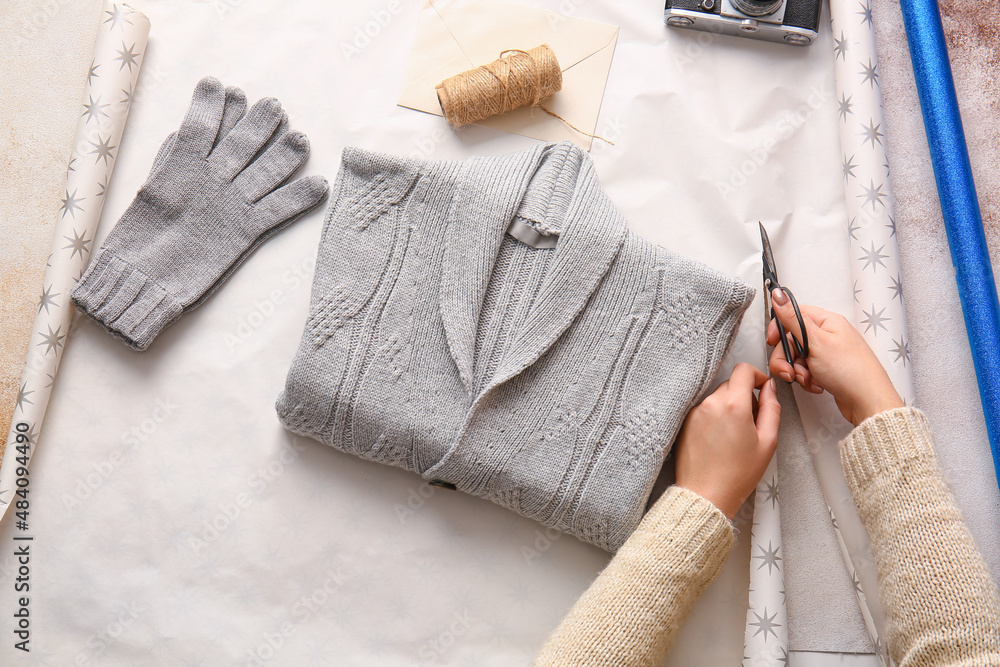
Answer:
[767,289,904,426]
[674,363,781,520]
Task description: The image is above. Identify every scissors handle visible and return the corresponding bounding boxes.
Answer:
[771,285,809,362]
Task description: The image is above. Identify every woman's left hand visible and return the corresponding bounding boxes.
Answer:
[674,363,781,520]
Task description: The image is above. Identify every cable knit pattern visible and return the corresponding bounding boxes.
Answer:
[276,142,755,551]
[840,407,1000,666]
[533,486,735,666]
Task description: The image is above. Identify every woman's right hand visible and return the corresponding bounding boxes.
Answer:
[767,289,904,427]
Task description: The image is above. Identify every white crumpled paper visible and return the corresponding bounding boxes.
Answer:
[0,1,880,665]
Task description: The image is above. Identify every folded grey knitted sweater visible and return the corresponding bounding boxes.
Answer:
[277,142,754,551]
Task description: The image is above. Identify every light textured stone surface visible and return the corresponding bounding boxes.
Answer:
[0,1,102,443]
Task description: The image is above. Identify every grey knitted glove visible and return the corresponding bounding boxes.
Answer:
[72,77,329,350]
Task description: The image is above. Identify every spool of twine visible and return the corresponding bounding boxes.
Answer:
[437,45,563,127]
[435,44,612,144]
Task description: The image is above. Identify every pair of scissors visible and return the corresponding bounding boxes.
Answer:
[759,222,809,365]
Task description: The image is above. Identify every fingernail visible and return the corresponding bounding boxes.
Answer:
[768,378,776,392]
[772,288,789,306]
[781,371,793,382]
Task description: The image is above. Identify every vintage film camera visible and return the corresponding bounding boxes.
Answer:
[664,0,821,46]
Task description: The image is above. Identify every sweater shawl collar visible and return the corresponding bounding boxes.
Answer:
[438,142,628,396]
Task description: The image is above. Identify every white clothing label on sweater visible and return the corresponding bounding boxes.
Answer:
[507,217,559,249]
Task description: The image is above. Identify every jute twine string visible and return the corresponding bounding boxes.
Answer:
[435,44,612,144]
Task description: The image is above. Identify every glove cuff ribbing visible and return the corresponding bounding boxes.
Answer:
[71,252,185,351]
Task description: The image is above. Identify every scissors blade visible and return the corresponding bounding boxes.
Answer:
[759,222,780,367]
[759,221,779,285]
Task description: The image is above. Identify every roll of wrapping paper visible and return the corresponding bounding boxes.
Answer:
[900,0,1000,486]
[0,2,149,524]
[822,0,922,662]
[743,454,788,666]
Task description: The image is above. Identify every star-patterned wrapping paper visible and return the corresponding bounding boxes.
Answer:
[786,0,920,663]
[833,1,914,402]
[0,2,149,522]
[743,453,788,666]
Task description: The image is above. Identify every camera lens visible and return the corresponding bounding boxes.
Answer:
[731,0,783,17]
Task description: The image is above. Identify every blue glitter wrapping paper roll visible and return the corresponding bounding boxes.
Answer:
[900,0,1000,487]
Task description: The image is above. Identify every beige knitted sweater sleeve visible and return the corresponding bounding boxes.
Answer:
[533,485,735,666]
[535,407,1000,666]
[840,407,1000,666]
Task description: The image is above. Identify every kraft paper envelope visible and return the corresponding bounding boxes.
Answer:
[398,0,619,150]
